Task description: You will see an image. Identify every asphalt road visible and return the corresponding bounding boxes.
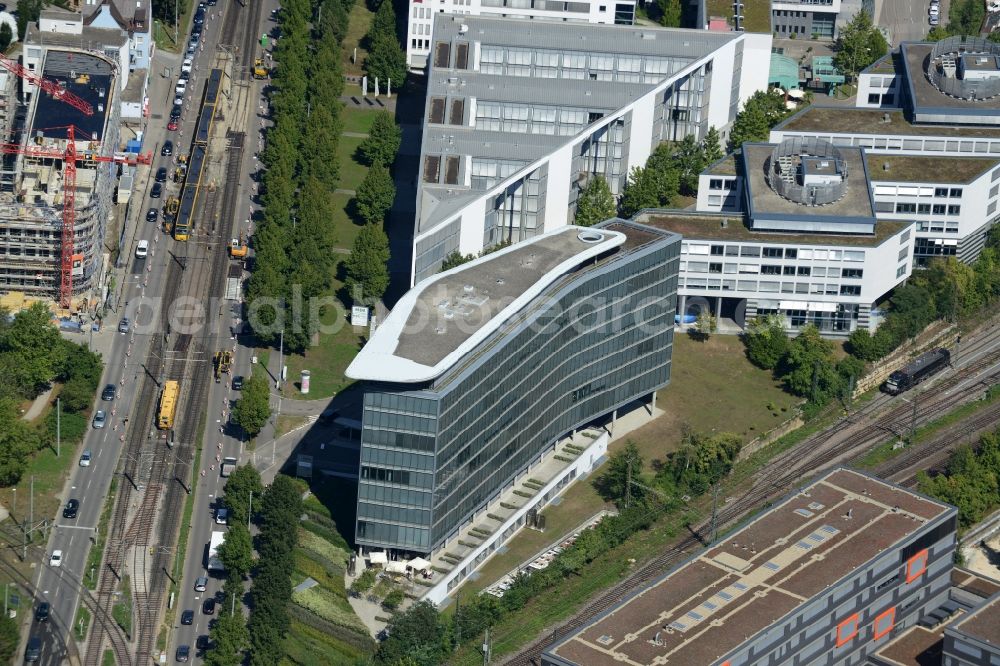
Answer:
[26,5,239,665]
[879,0,947,44]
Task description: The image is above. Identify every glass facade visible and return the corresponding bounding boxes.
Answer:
[478,45,690,83]
[356,226,680,554]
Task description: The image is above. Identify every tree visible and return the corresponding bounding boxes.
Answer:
[15,0,43,39]
[59,377,95,414]
[368,0,397,41]
[727,90,789,152]
[781,325,842,403]
[345,223,391,304]
[670,135,706,196]
[657,0,681,26]
[349,568,377,596]
[223,465,263,526]
[233,373,271,438]
[365,32,407,91]
[0,23,13,53]
[742,315,789,370]
[218,523,254,579]
[204,612,250,666]
[833,11,888,83]
[439,250,475,272]
[382,587,405,611]
[703,126,724,165]
[0,302,66,397]
[354,162,396,226]
[359,112,402,167]
[660,430,742,496]
[618,159,680,217]
[375,601,449,666]
[593,441,643,504]
[694,310,717,341]
[575,175,617,227]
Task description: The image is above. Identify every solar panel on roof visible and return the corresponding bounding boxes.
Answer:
[808,533,824,542]
[718,590,733,600]
[794,508,814,517]
[762,561,780,571]
[821,525,840,535]
[733,582,748,590]
[796,540,813,550]
[686,611,703,621]
[670,621,686,631]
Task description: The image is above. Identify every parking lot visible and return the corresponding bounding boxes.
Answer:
[879,0,948,44]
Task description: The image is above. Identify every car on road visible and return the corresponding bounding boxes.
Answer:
[175,78,187,96]
[191,26,202,42]
[175,645,190,663]
[232,375,244,390]
[167,118,179,131]
[79,449,92,467]
[34,603,50,622]
[194,576,208,591]
[929,14,939,24]
[49,550,62,567]
[150,182,163,199]
[162,140,174,156]
[147,208,159,223]
[156,167,168,182]
[215,507,229,525]
[202,598,216,615]
[193,11,204,26]
[181,609,194,625]
[196,634,211,651]
[136,240,149,258]
[171,102,183,117]
[63,499,79,519]
[102,383,117,401]
[174,92,185,107]
[181,57,193,74]
[118,318,130,334]
[25,636,41,662]
[92,410,106,429]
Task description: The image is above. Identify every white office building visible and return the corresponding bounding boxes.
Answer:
[406,0,637,70]
[644,137,915,335]
[410,15,772,284]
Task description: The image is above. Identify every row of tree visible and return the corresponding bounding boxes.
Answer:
[918,428,1000,529]
[363,0,407,91]
[246,0,353,353]
[202,464,264,666]
[232,371,271,439]
[0,303,104,485]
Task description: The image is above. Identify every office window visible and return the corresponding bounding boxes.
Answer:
[710,245,724,255]
[948,205,961,215]
[934,187,948,197]
[710,179,725,190]
[842,268,863,279]
[836,614,860,648]
[840,285,861,296]
[761,265,781,275]
[895,202,916,214]
[763,247,783,258]
[783,266,796,275]
[709,263,722,273]
[932,204,946,214]
[873,607,896,641]
[785,248,797,259]
[917,204,930,214]
[797,266,810,276]
[950,188,962,197]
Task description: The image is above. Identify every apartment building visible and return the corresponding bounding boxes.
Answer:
[543,468,958,666]
[411,14,771,283]
[942,590,1000,666]
[347,222,679,555]
[641,137,914,334]
[771,0,841,39]
[406,0,636,70]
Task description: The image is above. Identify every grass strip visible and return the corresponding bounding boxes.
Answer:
[112,575,132,638]
[169,415,205,605]
[73,605,91,641]
[84,477,118,589]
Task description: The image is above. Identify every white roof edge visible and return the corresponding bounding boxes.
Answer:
[346,226,627,383]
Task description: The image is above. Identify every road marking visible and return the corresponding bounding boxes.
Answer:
[57,525,95,531]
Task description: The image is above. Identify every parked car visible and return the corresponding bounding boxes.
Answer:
[136,240,149,258]
[181,57,193,74]
[63,499,79,519]
[215,507,229,525]
[34,603,50,622]
[155,167,168,182]
[102,383,117,401]
[167,118,179,131]
[202,598,216,615]
[929,14,940,24]
[194,576,208,592]
[181,609,194,625]
[175,645,190,663]
[147,208,159,223]
[79,449,92,466]
[49,550,62,567]
[196,635,211,651]
[150,182,162,199]
[171,103,183,118]
[175,79,187,96]
[161,141,173,156]
[92,410,106,428]
[25,636,41,662]
[232,375,244,390]
[118,317,130,334]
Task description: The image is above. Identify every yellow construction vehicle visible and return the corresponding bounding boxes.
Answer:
[228,236,248,259]
[253,58,268,79]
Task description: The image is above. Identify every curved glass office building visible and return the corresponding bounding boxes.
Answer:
[347,221,680,555]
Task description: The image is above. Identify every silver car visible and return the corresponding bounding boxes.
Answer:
[92,410,106,429]
[79,449,92,467]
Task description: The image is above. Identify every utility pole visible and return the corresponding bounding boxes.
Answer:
[277,330,284,389]
[910,393,918,444]
[710,481,720,545]
[56,398,61,457]
[624,455,633,510]
[482,627,492,666]
[248,491,252,528]
[174,0,178,47]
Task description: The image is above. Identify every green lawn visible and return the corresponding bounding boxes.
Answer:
[336,136,368,192]
[342,3,375,78]
[331,192,362,249]
[449,333,799,601]
[281,259,362,400]
[341,107,384,135]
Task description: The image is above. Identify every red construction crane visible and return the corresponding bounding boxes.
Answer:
[0,58,94,116]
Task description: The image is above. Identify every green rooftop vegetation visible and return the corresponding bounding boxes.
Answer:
[867,155,998,183]
[705,0,771,33]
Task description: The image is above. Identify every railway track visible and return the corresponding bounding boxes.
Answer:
[503,328,1000,665]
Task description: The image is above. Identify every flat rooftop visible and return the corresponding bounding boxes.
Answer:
[903,42,1000,112]
[32,52,114,141]
[950,590,1000,648]
[348,224,671,383]
[545,468,952,666]
[741,143,875,220]
[864,51,901,76]
[867,154,998,183]
[874,625,943,666]
[636,211,909,247]
[776,107,1000,138]
[704,154,738,176]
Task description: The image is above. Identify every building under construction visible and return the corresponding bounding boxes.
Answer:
[0,36,123,308]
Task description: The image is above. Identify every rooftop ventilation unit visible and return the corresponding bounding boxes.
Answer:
[766,137,848,207]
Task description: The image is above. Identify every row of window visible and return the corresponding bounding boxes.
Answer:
[915,221,960,233]
[685,243,866,262]
[894,202,961,215]
[683,262,863,278]
[708,178,736,190]
[680,278,863,296]
[781,132,1000,156]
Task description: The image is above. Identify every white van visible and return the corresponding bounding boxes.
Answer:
[136,240,149,258]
